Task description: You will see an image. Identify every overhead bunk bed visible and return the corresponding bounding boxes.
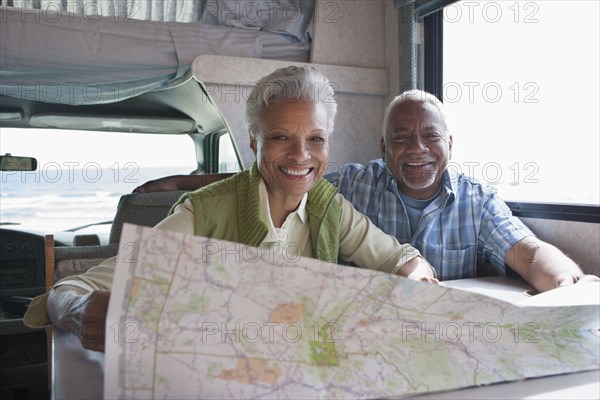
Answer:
[0,0,391,166]
[0,0,313,104]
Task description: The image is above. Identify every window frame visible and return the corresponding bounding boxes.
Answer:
[422,7,600,223]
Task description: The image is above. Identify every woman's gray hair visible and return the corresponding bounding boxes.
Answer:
[382,90,449,138]
[245,66,338,139]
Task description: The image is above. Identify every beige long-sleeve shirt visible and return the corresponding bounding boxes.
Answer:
[24,179,420,327]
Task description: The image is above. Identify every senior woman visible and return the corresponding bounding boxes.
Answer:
[25,66,437,352]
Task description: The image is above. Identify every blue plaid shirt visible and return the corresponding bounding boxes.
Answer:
[325,159,533,280]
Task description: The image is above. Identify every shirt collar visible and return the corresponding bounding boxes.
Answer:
[258,178,309,243]
[295,192,309,223]
[442,168,457,204]
[374,158,394,196]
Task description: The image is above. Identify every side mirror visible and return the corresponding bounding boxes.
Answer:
[0,154,38,171]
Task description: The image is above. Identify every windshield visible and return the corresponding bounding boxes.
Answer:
[1,128,196,234]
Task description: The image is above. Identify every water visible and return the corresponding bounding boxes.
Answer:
[0,167,191,233]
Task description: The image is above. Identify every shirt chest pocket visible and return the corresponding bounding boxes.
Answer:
[422,243,478,281]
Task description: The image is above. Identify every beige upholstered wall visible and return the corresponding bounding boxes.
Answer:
[198,0,395,169]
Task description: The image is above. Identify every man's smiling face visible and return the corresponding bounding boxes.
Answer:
[382,100,453,200]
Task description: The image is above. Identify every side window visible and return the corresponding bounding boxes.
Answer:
[443,0,599,205]
[218,134,243,173]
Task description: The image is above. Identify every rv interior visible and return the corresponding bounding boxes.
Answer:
[0,1,598,399]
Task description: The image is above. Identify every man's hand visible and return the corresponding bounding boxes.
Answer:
[556,272,600,288]
[506,237,599,292]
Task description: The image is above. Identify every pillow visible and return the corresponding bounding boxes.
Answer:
[202,0,315,43]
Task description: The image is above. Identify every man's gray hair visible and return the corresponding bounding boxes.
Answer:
[382,90,449,138]
[245,66,338,139]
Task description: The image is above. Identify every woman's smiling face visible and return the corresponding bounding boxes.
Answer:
[251,99,329,204]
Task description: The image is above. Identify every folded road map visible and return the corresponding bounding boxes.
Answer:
[105,224,599,399]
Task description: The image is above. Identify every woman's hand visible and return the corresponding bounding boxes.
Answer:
[397,256,441,284]
[77,291,110,352]
[48,286,110,352]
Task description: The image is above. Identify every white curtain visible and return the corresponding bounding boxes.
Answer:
[7,0,204,22]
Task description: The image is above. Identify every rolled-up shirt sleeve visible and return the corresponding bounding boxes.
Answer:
[336,194,420,274]
[479,195,534,270]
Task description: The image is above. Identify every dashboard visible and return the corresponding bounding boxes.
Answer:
[0,227,70,398]
[1,228,46,303]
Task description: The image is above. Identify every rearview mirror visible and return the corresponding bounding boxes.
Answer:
[0,154,38,171]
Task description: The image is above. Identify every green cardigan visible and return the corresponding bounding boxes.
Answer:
[171,164,341,263]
